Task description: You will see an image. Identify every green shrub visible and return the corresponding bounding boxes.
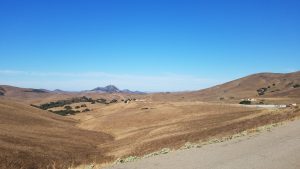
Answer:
[52,109,77,116]
[257,87,267,96]
[293,84,300,88]
[239,100,251,105]
[110,99,118,103]
[82,108,90,112]
[64,105,72,110]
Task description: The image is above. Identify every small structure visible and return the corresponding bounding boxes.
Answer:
[135,99,146,102]
[242,104,287,109]
[278,105,287,108]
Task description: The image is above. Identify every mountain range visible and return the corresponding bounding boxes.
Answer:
[89,85,145,94]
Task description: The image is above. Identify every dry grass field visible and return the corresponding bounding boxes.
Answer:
[0,72,300,168]
[144,71,300,103]
[1,96,299,169]
[0,98,114,169]
[71,101,300,159]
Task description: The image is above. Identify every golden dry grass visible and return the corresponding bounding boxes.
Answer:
[1,96,300,169]
[0,98,114,169]
[2,98,300,169]
[142,71,300,103]
[1,71,300,169]
[70,101,300,160]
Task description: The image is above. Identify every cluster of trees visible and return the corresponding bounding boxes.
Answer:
[48,105,91,116]
[82,108,91,112]
[257,83,280,96]
[110,99,118,103]
[34,96,113,110]
[49,109,80,116]
[293,84,300,88]
[122,98,136,103]
[257,87,268,96]
[239,100,252,105]
[30,96,123,116]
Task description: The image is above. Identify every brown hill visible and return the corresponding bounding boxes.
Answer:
[196,71,300,99]
[146,71,300,102]
[0,85,55,103]
[0,98,114,169]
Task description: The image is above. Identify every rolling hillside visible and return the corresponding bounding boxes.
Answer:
[147,71,300,102]
[195,71,300,99]
[0,98,114,169]
[0,71,299,168]
[2,71,299,104]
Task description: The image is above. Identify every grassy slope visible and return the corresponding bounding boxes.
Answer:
[72,101,300,159]
[145,71,300,102]
[0,98,114,169]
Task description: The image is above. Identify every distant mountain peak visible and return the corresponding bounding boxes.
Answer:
[104,85,119,91]
[91,85,120,93]
[53,89,66,93]
[90,85,145,94]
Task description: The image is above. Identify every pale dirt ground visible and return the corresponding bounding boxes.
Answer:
[105,119,300,169]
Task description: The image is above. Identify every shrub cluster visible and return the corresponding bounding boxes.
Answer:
[30,96,120,116]
[82,108,91,112]
[239,100,251,105]
[293,84,300,88]
[50,109,80,116]
[110,99,118,103]
[35,96,109,110]
[257,87,267,96]
[64,105,72,110]
[124,98,134,103]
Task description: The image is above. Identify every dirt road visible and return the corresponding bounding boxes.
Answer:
[105,119,300,169]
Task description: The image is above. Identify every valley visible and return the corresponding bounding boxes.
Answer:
[0,71,299,168]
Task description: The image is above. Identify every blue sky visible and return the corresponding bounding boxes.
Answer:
[0,0,299,92]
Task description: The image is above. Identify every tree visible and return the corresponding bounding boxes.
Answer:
[64,105,72,110]
[239,100,251,105]
[293,84,300,88]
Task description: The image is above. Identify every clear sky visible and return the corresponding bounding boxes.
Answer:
[0,0,299,92]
